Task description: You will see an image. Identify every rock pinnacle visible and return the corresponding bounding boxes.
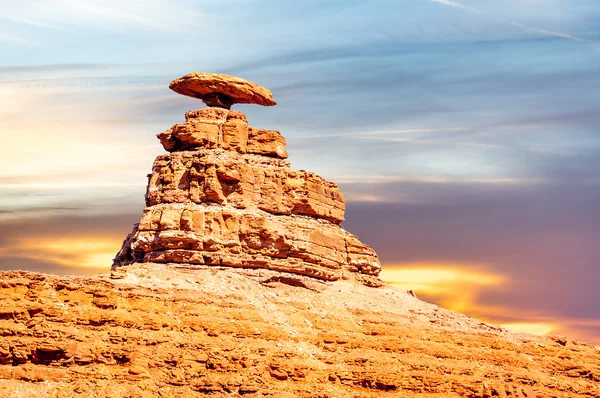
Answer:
[114,72,382,285]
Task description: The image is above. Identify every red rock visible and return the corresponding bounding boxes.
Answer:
[247,127,288,158]
[144,150,345,223]
[117,73,380,283]
[169,72,276,109]
[1,264,599,397]
[157,108,287,159]
[115,203,380,281]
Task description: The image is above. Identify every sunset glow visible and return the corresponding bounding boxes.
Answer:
[381,264,505,313]
[380,263,600,344]
[9,237,121,272]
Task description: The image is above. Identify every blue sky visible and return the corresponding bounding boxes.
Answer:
[1,0,600,344]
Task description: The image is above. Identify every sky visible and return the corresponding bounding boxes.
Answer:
[1,0,599,345]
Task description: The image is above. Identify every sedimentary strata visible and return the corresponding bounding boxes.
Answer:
[114,73,381,284]
[1,265,598,397]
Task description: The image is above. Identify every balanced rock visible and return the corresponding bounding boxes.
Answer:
[114,73,381,285]
[169,72,277,109]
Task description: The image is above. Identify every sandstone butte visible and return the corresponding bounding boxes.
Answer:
[0,73,598,398]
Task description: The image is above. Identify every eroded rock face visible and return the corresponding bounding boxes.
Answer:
[114,74,381,284]
[145,150,345,223]
[113,204,379,282]
[157,108,288,158]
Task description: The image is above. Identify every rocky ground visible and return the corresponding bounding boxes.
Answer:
[0,263,598,397]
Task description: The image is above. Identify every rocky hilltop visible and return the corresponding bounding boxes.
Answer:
[0,73,598,397]
[0,265,599,397]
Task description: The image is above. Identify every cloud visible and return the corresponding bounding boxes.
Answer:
[429,0,590,46]
[20,237,120,269]
[298,127,469,140]
[0,256,104,276]
[0,32,27,44]
[0,0,598,348]
[510,22,586,42]
[0,0,207,33]
[338,175,543,186]
[381,263,504,313]
[341,176,600,345]
[1,171,599,345]
[430,0,481,14]
[381,261,600,344]
[0,213,139,275]
[0,63,117,74]
[0,184,145,222]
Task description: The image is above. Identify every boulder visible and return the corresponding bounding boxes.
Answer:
[169,72,276,108]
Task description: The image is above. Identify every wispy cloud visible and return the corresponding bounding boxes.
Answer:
[430,0,481,14]
[1,15,65,30]
[336,175,545,185]
[0,215,133,273]
[0,0,207,33]
[429,0,590,45]
[510,22,586,43]
[382,262,600,343]
[299,127,468,139]
[295,126,563,154]
[0,32,27,44]
[0,182,147,189]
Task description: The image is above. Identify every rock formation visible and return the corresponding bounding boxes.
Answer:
[113,73,381,285]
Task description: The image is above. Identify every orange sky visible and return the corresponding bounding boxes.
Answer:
[380,265,600,346]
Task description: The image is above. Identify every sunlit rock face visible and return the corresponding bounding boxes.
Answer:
[113,73,381,285]
[1,265,599,397]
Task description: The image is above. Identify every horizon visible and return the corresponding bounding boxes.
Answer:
[1,0,599,346]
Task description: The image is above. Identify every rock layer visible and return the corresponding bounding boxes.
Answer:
[1,265,599,397]
[113,203,379,282]
[145,150,345,223]
[157,108,288,158]
[114,73,381,283]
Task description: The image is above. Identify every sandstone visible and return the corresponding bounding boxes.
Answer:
[221,110,249,153]
[247,126,288,158]
[157,107,288,159]
[116,72,379,283]
[1,265,599,397]
[144,150,345,223]
[169,72,276,109]
[114,203,379,280]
